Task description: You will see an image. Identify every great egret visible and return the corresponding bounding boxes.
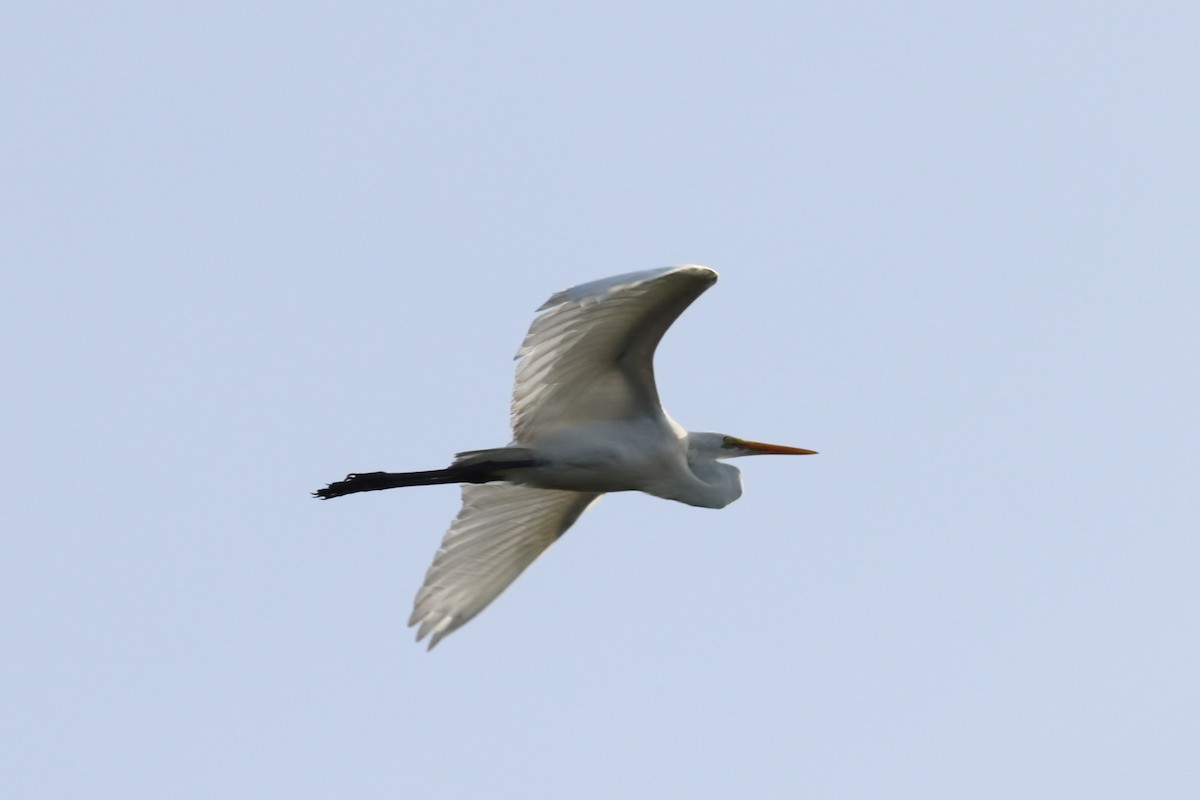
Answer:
[315,265,817,648]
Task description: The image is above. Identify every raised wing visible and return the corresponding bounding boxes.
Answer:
[409,483,601,649]
[510,265,718,442]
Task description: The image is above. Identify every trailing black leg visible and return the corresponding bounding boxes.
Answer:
[312,459,539,500]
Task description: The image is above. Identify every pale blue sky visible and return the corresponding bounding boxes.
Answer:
[4,3,1198,798]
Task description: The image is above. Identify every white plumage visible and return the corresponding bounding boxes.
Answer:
[408,484,599,646]
[315,265,816,649]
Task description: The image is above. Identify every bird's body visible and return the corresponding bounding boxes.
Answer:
[512,422,738,507]
[316,265,816,648]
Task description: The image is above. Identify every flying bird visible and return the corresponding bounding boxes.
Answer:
[315,266,817,648]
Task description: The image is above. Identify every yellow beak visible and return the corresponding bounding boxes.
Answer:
[742,440,818,455]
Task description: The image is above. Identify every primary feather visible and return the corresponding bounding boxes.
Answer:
[409,484,600,648]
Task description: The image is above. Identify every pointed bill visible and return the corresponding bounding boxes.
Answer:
[742,440,818,455]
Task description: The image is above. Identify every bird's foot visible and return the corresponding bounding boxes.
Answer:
[312,472,390,499]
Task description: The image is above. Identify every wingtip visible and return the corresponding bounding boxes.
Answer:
[411,610,457,650]
[673,264,718,284]
[412,626,447,651]
[538,265,717,313]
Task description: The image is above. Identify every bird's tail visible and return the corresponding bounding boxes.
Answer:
[313,448,538,500]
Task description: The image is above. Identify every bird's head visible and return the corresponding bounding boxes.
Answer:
[689,432,818,460]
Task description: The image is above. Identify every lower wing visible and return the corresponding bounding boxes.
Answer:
[409,483,601,649]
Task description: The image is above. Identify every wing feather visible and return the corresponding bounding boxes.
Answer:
[408,484,601,649]
[510,265,718,442]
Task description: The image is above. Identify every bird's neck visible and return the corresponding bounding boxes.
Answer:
[684,457,743,509]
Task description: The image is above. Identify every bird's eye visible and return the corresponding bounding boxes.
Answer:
[721,436,739,449]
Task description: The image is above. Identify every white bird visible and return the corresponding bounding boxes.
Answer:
[315,266,817,648]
